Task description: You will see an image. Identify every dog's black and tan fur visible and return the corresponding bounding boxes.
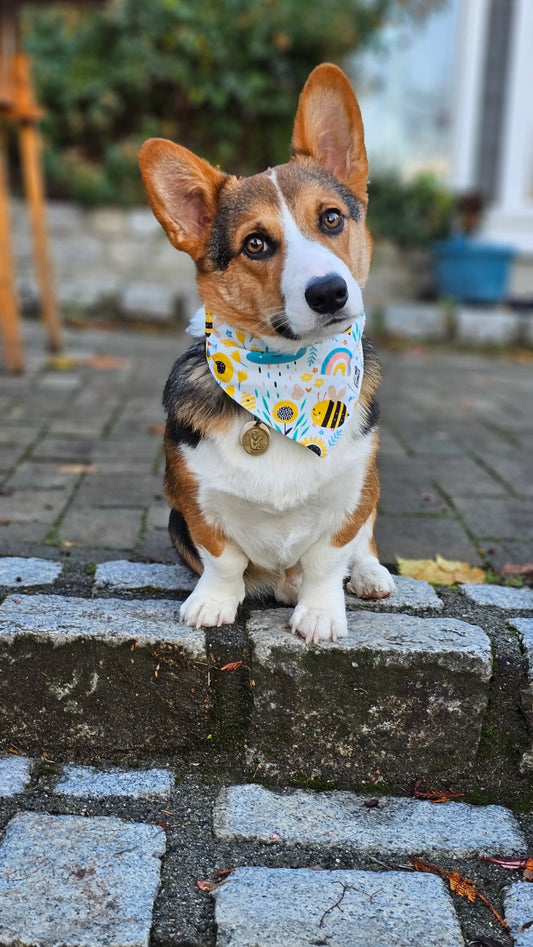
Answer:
[140,63,394,642]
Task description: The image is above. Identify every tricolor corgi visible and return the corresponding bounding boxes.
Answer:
[139,63,394,643]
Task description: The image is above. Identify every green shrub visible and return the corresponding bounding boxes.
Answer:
[367,173,455,247]
[21,0,443,208]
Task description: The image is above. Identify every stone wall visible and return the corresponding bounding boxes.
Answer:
[9,199,533,346]
[10,199,429,329]
[10,199,200,325]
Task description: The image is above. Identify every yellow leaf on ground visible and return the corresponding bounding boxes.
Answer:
[397,554,485,585]
[47,355,79,371]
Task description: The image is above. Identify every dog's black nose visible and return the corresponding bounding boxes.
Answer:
[305,274,348,315]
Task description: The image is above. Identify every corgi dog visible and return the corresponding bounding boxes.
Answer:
[139,63,394,643]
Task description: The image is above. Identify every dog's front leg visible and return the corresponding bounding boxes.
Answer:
[180,543,248,628]
[290,540,351,645]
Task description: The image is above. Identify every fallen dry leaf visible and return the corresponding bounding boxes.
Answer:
[56,464,99,475]
[219,661,243,672]
[195,877,229,893]
[47,355,79,371]
[47,354,127,371]
[413,780,464,804]
[480,855,533,880]
[412,857,508,930]
[85,355,126,370]
[501,563,533,576]
[397,554,485,585]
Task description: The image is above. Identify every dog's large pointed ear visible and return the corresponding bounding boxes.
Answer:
[139,139,227,259]
[292,64,368,202]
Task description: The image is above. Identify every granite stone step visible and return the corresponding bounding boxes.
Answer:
[0,591,494,780]
[503,883,533,947]
[0,594,208,758]
[244,607,492,784]
[212,867,464,947]
[214,784,526,858]
[0,812,165,947]
[0,754,529,945]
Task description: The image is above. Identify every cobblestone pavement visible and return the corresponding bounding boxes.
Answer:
[1,321,533,945]
[0,557,532,945]
[1,320,532,569]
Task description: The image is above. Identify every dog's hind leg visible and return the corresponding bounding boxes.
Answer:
[347,510,395,600]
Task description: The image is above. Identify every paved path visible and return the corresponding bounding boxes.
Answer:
[1,320,531,569]
[0,752,532,945]
[0,557,532,944]
[1,321,533,945]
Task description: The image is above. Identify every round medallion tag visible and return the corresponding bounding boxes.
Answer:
[240,420,270,456]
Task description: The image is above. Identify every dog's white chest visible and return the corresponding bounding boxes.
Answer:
[181,414,375,570]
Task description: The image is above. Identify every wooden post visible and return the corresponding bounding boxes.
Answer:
[0,1,63,371]
[0,129,24,372]
[15,53,62,353]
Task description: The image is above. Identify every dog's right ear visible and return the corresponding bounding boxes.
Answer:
[139,139,227,260]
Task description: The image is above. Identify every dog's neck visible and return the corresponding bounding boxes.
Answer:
[203,307,366,457]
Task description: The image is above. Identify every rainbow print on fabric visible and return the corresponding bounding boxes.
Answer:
[205,308,365,457]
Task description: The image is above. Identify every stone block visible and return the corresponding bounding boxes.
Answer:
[0,557,62,587]
[0,756,32,796]
[52,235,104,268]
[212,867,464,947]
[508,617,533,772]
[89,207,126,236]
[94,559,196,593]
[56,764,174,799]
[503,882,533,946]
[214,784,526,857]
[120,282,177,321]
[461,584,533,609]
[245,608,492,785]
[346,575,442,611]
[456,306,521,345]
[57,507,145,551]
[57,276,119,311]
[0,595,209,758]
[384,302,448,340]
[0,812,165,947]
[46,201,85,232]
[16,277,39,313]
[128,208,161,236]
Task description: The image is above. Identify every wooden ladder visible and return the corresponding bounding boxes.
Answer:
[0,0,62,372]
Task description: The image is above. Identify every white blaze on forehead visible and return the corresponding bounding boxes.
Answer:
[269,169,363,337]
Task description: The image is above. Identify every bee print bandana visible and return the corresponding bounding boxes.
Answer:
[205,309,365,457]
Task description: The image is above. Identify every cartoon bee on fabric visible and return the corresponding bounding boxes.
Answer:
[311,386,348,429]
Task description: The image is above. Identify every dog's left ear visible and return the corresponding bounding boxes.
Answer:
[292,63,368,203]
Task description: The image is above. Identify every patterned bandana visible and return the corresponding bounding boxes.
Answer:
[205,309,365,457]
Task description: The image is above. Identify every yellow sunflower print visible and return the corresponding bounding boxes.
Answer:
[301,436,328,457]
[209,352,234,382]
[272,400,299,424]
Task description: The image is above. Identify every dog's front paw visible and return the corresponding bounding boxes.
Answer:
[290,603,348,644]
[348,560,395,600]
[180,590,240,628]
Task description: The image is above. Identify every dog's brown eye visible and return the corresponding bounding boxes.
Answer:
[244,234,267,256]
[320,209,344,233]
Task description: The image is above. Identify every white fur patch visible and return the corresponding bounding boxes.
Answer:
[271,170,364,339]
[181,414,376,572]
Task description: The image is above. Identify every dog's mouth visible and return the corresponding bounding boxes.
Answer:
[270,313,301,341]
[270,309,352,343]
[322,312,352,329]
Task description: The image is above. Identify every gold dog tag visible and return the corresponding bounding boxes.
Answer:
[240,420,270,455]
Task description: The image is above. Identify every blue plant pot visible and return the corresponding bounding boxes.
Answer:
[432,237,515,304]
